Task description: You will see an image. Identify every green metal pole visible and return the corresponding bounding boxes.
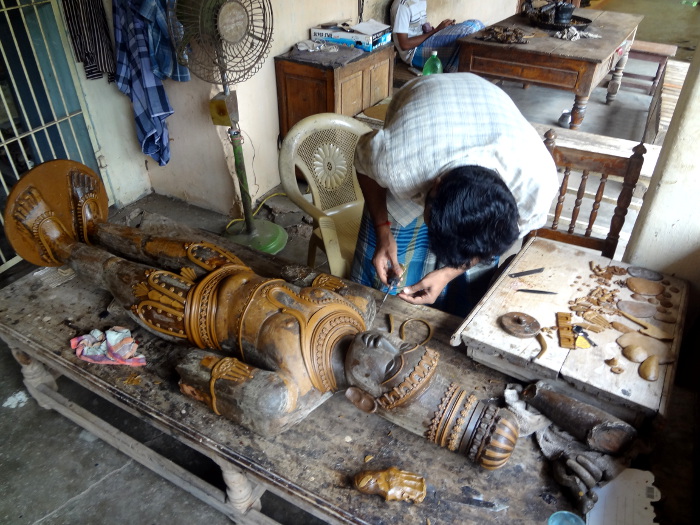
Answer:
[228,128,256,235]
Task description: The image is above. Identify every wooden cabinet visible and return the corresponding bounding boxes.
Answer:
[274,45,395,137]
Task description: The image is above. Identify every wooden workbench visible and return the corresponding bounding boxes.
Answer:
[0,215,576,524]
[451,238,687,425]
[458,9,644,130]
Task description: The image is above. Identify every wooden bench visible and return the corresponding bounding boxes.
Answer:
[529,123,661,259]
[530,123,660,192]
[644,59,690,145]
[0,212,578,524]
[622,40,678,96]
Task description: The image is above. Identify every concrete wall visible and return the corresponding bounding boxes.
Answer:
[362,0,520,26]
[70,0,151,207]
[625,50,700,323]
[72,1,518,214]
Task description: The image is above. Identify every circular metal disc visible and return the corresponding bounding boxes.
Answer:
[627,266,663,281]
[499,312,540,338]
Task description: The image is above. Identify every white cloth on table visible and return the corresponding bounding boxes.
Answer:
[353,73,559,235]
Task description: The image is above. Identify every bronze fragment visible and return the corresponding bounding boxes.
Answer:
[353,467,427,503]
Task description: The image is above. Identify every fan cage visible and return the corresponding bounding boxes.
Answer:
[168,0,273,86]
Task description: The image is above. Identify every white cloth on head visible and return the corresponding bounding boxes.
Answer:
[354,73,559,234]
[391,0,427,65]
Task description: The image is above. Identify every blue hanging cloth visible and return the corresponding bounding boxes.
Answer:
[113,0,173,166]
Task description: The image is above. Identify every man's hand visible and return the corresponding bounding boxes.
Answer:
[398,266,464,305]
[372,225,401,285]
[435,19,456,31]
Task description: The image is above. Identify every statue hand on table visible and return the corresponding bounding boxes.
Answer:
[353,466,427,503]
[552,455,600,514]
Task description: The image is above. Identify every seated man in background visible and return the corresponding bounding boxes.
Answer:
[350,73,559,317]
[391,0,484,72]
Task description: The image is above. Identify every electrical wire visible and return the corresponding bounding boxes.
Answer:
[225,192,287,231]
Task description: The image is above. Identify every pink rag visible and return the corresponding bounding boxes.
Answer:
[71,326,146,367]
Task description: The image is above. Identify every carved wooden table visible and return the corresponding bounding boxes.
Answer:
[0,218,576,524]
[451,238,687,426]
[457,9,644,130]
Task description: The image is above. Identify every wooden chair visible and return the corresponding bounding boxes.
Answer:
[527,129,646,259]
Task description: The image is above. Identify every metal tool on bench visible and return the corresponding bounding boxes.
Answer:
[573,325,597,347]
[516,289,557,295]
[426,484,508,512]
[377,274,400,315]
[498,311,548,360]
[508,267,544,278]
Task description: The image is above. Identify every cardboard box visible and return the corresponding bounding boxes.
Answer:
[310,24,391,52]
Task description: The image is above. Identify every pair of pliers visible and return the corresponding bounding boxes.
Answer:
[377,275,400,315]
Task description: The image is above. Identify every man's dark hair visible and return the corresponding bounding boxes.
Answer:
[427,166,520,268]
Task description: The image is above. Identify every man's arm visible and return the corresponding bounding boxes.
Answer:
[357,173,401,285]
[398,266,464,305]
[394,19,455,51]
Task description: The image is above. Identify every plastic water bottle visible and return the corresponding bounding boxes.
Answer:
[423,51,443,75]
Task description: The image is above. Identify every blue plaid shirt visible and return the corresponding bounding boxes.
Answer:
[114,0,173,166]
[138,0,191,81]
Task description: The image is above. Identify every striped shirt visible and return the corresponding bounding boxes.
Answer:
[354,73,558,236]
[113,0,173,166]
[61,0,116,81]
[390,0,427,65]
[138,0,191,81]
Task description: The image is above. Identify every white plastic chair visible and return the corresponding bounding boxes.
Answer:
[279,113,372,278]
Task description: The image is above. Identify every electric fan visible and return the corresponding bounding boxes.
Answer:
[168,0,287,254]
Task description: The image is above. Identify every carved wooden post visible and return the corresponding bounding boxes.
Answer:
[605,142,646,258]
[587,173,609,237]
[10,347,58,409]
[215,458,262,513]
[607,35,633,104]
[569,169,589,234]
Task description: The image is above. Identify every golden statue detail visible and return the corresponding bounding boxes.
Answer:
[4,160,518,470]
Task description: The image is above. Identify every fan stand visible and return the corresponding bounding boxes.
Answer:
[220,86,288,255]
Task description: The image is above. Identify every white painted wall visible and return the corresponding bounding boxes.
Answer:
[625,50,700,322]
[147,77,237,215]
[417,0,521,26]
[72,1,517,215]
[77,70,151,207]
[68,0,151,207]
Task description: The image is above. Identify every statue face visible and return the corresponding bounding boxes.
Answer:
[345,330,421,397]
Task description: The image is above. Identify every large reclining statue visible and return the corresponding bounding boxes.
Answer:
[4,160,519,470]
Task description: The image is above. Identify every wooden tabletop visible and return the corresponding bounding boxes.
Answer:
[459,9,644,63]
[451,238,687,425]
[0,216,577,524]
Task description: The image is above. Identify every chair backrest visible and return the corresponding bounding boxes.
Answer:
[278,113,372,218]
[529,129,646,259]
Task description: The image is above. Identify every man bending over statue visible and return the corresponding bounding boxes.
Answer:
[4,161,519,469]
[351,73,559,316]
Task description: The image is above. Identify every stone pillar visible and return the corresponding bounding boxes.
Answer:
[625,51,700,322]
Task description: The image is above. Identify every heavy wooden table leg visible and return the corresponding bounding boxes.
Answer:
[216,458,264,514]
[10,347,58,409]
[570,95,589,130]
[607,46,631,104]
